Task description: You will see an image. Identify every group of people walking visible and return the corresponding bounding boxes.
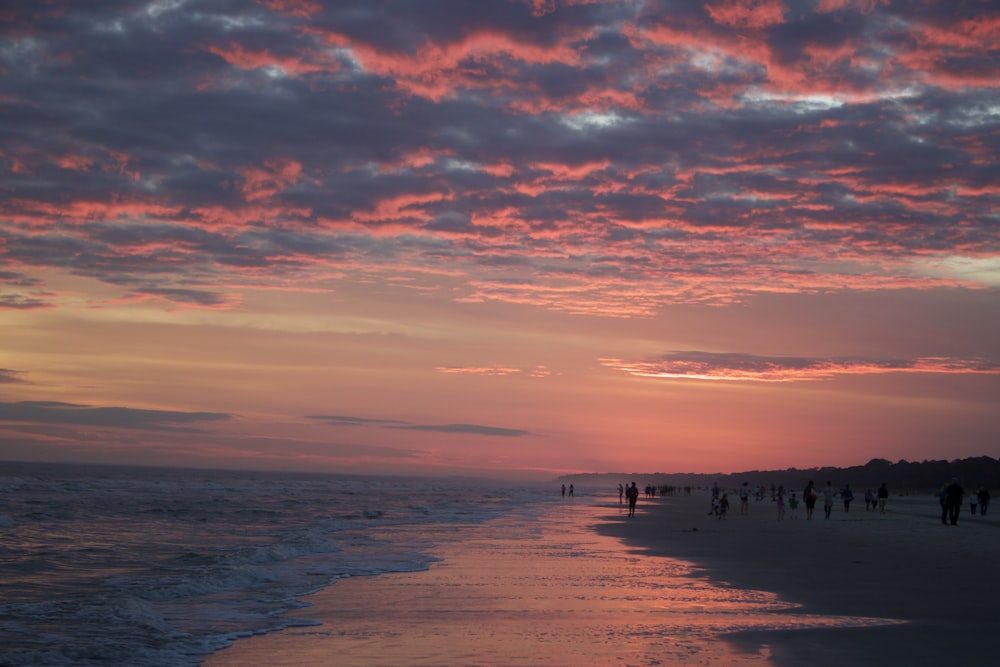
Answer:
[587,479,991,526]
[706,478,990,525]
[766,480,888,520]
[940,479,991,525]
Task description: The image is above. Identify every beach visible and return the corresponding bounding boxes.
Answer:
[598,489,998,666]
[202,487,999,666]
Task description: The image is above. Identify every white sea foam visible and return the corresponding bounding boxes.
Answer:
[0,462,552,666]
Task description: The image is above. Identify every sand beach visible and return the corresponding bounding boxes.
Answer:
[204,489,998,666]
[598,489,998,666]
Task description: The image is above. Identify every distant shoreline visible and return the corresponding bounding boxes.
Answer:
[558,455,1000,494]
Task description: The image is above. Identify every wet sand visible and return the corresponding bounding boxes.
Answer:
[204,501,795,666]
[598,490,999,666]
[203,491,997,666]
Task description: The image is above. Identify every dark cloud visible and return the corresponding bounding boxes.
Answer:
[307,414,530,437]
[0,401,231,431]
[0,369,27,384]
[0,0,997,312]
[395,423,531,437]
[600,351,1000,382]
[306,415,411,427]
[0,294,53,310]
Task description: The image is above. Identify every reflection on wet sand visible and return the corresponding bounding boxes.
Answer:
[206,499,896,667]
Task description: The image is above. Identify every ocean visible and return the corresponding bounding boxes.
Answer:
[0,462,552,666]
[2,463,893,667]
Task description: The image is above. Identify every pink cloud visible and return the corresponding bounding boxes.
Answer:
[255,0,321,18]
[434,366,523,376]
[706,0,788,30]
[237,158,304,203]
[206,41,338,77]
[314,28,585,102]
[6,198,184,226]
[352,192,453,224]
[601,352,1000,383]
[816,0,887,14]
[56,153,95,171]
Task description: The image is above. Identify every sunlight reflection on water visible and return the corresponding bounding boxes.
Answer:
[207,498,899,667]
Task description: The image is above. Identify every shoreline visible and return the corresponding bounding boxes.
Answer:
[201,489,997,666]
[595,490,998,666]
[203,499,818,666]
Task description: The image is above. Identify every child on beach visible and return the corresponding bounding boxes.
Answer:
[788,493,799,519]
[776,492,785,521]
[718,494,729,520]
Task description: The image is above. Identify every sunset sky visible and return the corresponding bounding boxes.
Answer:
[2,0,998,479]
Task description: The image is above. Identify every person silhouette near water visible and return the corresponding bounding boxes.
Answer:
[626,482,639,517]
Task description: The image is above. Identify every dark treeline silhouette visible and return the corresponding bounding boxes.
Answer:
[558,456,1000,495]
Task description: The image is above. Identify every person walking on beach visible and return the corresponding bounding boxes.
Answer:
[568,484,574,497]
[969,490,978,515]
[979,488,990,516]
[718,493,729,520]
[804,481,817,520]
[864,488,874,511]
[618,483,624,504]
[739,482,750,515]
[841,484,854,512]
[561,484,566,498]
[788,493,799,519]
[626,482,639,517]
[943,478,963,525]
[877,483,889,514]
[776,490,785,521]
[823,481,836,519]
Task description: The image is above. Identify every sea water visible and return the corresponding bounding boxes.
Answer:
[0,462,551,666]
[1,463,895,667]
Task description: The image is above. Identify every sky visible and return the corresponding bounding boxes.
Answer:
[1,0,999,479]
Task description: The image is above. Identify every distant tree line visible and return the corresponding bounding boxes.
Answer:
[557,456,1000,495]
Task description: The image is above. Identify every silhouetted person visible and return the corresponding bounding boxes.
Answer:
[943,478,963,525]
[568,484,574,497]
[841,484,853,512]
[979,488,991,516]
[804,481,817,519]
[626,482,639,517]
[877,483,888,514]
